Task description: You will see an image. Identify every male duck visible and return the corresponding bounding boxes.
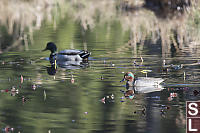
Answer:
[162,60,183,72]
[121,72,164,87]
[43,42,91,62]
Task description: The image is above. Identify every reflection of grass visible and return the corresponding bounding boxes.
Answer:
[0,0,67,52]
[1,0,200,57]
[66,0,200,57]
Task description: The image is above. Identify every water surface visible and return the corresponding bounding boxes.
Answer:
[0,12,200,133]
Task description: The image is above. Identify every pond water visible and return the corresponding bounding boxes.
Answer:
[0,14,200,133]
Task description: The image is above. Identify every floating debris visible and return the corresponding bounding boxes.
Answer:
[22,96,27,103]
[20,75,23,84]
[120,96,125,99]
[101,97,105,104]
[2,126,14,132]
[1,89,9,93]
[167,92,178,101]
[183,71,186,81]
[100,94,115,104]
[162,60,183,72]
[160,109,166,118]
[160,105,170,110]
[11,86,19,96]
[110,62,115,67]
[170,92,177,98]
[72,120,76,123]
[0,87,19,96]
[193,90,200,96]
[140,70,152,77]
[11,86,18,93]
[71,75,75,84]
[159,105,170,118]
[167,87,189,91]
[168,97,173,101]
[142,107,146,116]
[111,94,114,99]
[32,84,36,90]
[84,112,88,115]
[133,60,137,66]
[44,90,46,100]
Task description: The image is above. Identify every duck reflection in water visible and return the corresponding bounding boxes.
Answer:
[121,72,164,99]
[43,42,91,75]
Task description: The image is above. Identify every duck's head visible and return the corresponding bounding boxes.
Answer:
[43,42,57,53]
[120,72,135,82]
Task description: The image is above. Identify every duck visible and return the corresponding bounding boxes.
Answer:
[121,72,164,87]
[162,60,183,72]
[43,42,91,69]
[43,42,91,62]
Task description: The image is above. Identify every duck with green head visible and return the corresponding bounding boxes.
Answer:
[43,42,91,69]
[121,72,164,87]
[43,42,91,61]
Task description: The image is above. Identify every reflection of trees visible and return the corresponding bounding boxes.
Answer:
[66,0,200,58]
[0,0,67,52]
[1,0,200,57]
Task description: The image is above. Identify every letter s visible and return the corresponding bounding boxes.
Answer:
[188,103,198,116]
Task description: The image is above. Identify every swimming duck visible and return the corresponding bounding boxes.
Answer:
[121,72,164,87]
[43,42,91,69]
[43,42,91,62]
[162,60,183,72]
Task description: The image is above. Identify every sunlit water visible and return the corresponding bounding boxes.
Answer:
[0,17,200,133]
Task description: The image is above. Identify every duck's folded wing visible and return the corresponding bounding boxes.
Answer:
[59,50,83,55]
[135,77,164,86]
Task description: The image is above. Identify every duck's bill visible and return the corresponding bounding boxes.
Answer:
[120,78,125,82]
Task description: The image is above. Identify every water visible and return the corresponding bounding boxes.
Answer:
[0,13,200,133]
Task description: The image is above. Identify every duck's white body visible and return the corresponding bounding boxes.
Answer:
[127,77,164,87]
[127,77,164,93]
[134,77,164,86]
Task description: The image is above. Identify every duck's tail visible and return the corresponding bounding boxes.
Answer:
[79,50,91,59]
